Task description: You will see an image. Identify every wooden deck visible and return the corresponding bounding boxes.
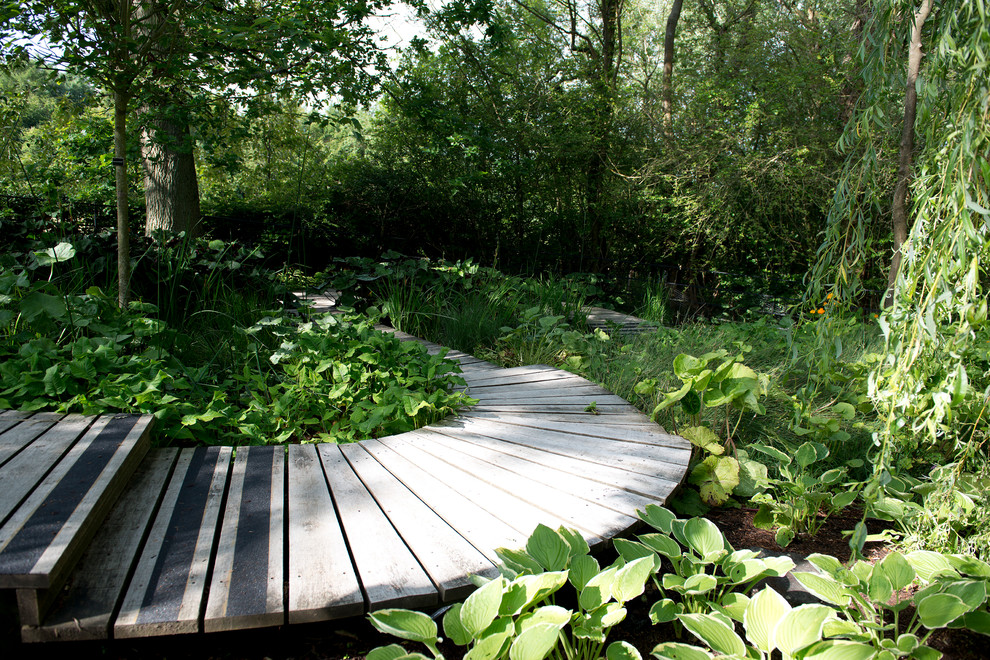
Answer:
[2,332,690,643]
[582,306,659,336]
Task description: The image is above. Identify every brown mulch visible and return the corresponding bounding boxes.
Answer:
[1,507,984,659]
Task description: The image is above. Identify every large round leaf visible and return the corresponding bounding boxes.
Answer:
[607,641,643,660]
[770,604,832,656]
[681,517,727,559]
[526,524,571,572]
[917,593,972,628]
[462,577,505,637]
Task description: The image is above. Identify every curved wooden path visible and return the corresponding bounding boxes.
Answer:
[0,331,690,643]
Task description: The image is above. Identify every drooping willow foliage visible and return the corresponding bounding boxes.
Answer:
[806,0,989,492]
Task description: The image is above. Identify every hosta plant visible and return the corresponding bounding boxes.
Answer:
[368,524,654,660]
[625,505,795,627]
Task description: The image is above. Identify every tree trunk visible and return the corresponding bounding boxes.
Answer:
[141,112,202,237]
[885,0,933,308]
[114,86,132,308]
[662,0,684,133]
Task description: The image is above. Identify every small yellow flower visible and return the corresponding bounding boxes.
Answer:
[826,292,834,300]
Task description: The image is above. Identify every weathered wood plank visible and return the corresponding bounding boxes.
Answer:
[461,410,658,426]
[0,414,91,526]
[204,446,284,633]
[287,444,362,624]
[0,414,152,594]
[0,413,64,469]
[406,431,638,542]
[0,410,33,436]
[470,403,637,414]
[469,394,631,408]
[319,444,438,611]
[115,446,232,638]
[461,368,574,388]
[462,414,689,450]
[358,439,526,562]
[436,417,691,479]
[21,449,179,642]
[340,443,498,601]
[379,433,604,548]
[420,430,674,514]
[467,379,605,395]
[428,425,682,500]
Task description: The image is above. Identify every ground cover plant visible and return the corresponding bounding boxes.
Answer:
[0,234,473,445]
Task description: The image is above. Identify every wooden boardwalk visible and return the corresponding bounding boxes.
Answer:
[582,306,659,337]
[1,333,690,643]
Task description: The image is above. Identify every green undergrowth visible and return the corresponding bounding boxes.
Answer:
[0,239,473,446]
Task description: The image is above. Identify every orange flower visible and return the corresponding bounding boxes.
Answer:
[826,292,834,300]
[818,308,825,314]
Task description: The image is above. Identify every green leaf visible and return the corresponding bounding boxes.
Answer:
[905,551,957,581]
[500,572,568,617]
[613,556,655,603]
[607,641,642,660]
[877,552,915,592]
[795,442,818,468]
[444,603,473,645]
[508,623,559,660]
[771,604,832,657]
[798,640,879,660]
[461,577,505,637]
[368,644,411,660]
[579,566,617,612]
[681,426,725,456]
[638,505,677,534]
[649,599,680,624]
[368,609,439,645]
[745,586,791,653]
[917,593,972,628]
[516,605,571,632]
[34,242,76,266]
[793,572,852,607]
[681,517,727,559]
[673,354,708,379]
[557,526,591,557]
[638,533,682,559]
[717,592,750,623]
[690,455,740,507]
[568,554,600,592]
[649,642,713,660]
[681,573,717,595]
[20,291,66,322]
[465,625,513,660]
[526,524,571,572]
[677,613,746,657]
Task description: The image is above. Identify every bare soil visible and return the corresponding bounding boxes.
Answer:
[1,507,983,659]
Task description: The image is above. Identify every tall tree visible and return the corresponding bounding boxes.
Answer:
[3,0,391,302]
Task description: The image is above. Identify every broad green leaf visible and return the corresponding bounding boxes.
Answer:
[682,517,727,559]
[368,609,439,645]
[729,558,769,584]
[798,640,878,660]
[942,580,986,610]
[638,533,682,559]
[690,455,740,507]
[806,554,844,576]
[673,354,708,379]
[905,551,957,581]
[956,611,990,636]
[649,599,680,624]
[917,593,972,628]
[654,381,693,414]
[681,573,717,595]
[558,526,591,557]
[444,603,473,645]
[497,548,545,575]
[948,555,990,577]
[614,538,659,563]
[465,626,513,660]
[735,453,769,498]
[607,641,643,660]
[682,426,725,455]
[500,572,568,616]
[368,645,411,660]
[867,569,893,604]
[461,577,505,637]
[717,592,750,623]
[877,553,915,591]
[579,566,617,611]
[749,443,791,464]
[793,572,852,607]
[745,586,791,653]
[649,642,714,660]
[678,613,746,657]
[526,524,571,571]
[568,554,600,592]
[795,442,817,468]
[763,555,797,576]
[20,291,66,322]
[771,604,832,657]
[515,605,571,633]
[613,556,654,603]
[34,242,76,266]
[833,402,856,420]
[638,505,677,534]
